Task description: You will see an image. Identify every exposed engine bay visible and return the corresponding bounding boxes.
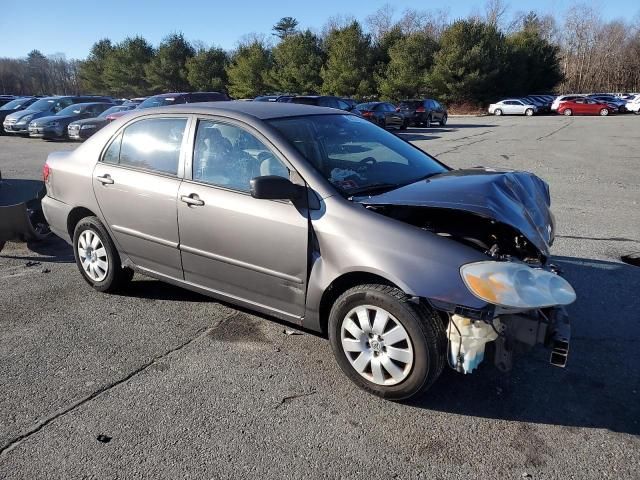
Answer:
[364,204,545,263]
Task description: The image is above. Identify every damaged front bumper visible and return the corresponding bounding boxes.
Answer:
[445,306,571,374]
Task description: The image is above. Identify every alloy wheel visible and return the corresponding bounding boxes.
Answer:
[600,108,609,116]
[77,229,109,282]
[340,305,414,386]
[564,109,572,116]
[495,109,502,116]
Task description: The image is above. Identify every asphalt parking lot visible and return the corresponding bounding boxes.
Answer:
[1,115,639,479]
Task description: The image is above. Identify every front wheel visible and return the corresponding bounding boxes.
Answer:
[73,216,132,293]
[599,108,609,116]
[328,284,446,400]
[494,109,503,116]
[440,114,448,126]
[525,108,534,116]
[424,116,432,128]
[563,109,573,116]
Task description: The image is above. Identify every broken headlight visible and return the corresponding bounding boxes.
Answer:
[460,261,576,308]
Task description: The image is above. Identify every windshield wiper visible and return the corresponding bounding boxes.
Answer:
[346,183,401,198]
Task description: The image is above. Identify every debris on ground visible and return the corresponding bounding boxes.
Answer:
[24,261,41,268]
[284,328,303,336]
[276,390,317,408]
[41,267,50,274]
[96,434,112,444]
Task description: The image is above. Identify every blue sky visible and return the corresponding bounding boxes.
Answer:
[2,0,638,59]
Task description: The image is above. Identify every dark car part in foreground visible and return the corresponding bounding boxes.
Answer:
[41,102,575,400]
[0,170,50,253]
[398,99,448,127]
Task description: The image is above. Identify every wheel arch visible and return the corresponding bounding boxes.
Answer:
[67,206,98,239]
[316,271,403,337]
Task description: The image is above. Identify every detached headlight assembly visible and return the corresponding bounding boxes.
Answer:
[460,261,576,308]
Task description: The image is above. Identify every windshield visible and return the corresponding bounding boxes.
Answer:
[0,98,33,110]
[268,114,447,196]
[56,104,85,116]
[24,98,57,112]
[99,105,130,118]
[138,95,186,109]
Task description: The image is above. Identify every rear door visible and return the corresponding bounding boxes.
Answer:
[177,117,309,319]
[92,115,189,278]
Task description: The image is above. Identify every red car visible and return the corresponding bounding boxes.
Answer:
[557,98,616,116]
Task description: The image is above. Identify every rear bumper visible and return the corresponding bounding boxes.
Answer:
[41,195,72,243]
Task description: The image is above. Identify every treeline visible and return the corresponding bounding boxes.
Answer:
[1,2,639,104]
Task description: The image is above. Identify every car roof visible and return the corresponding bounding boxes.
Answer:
[127,100,346,120]
[67,102,113,107]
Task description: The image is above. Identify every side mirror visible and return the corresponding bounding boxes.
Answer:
[250,176,303,201]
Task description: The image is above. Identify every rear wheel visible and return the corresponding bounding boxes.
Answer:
[563,109,573,116]
[494,109,503,116]
[424,116,432,128]
[440,114,448,126]
[400,119,408,130]
[525,108,534,116]
[328,284,446,400]
[599,108,609,116]
[73,216,132,293]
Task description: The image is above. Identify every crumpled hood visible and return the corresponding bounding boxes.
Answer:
[359,168,555,255]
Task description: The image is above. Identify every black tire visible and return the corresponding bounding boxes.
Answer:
[72,216,132,293]
[424,116,432,128]
[328,284,446,400]
[400,119,408,130]
[0,240,5,253]
[440,114,448,126]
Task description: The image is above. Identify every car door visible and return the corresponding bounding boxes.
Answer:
[92,115,189,279]
[384,103,403,127]
[177,117,309,320]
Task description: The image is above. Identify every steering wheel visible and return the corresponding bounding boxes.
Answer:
[357,157,377,171]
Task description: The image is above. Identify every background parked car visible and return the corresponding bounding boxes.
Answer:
[0,95,17,107]
[28,102,114,139]
[489,99,537,116]
[588,94,627,112]
[137,91,229,109]
[3,95,112,134]
[276,95,354,112]
[68,104,138,140]
[398,99,447,127]
[556,98,616,116]
[0,96,37,134]
[355,102,406,129]
[626,94,640,114]
[551,94,585,112]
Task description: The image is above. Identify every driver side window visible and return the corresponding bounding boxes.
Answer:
[192,120,289,193]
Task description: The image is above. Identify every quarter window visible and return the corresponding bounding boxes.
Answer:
[192,120,289,193]
[117,117,187,175]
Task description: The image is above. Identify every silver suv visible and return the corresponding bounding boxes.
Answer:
[42,102,576,399]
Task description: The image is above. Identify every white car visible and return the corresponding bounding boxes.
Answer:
[625,94,640,114]
[551,95,585,112]
[488,99,537,116]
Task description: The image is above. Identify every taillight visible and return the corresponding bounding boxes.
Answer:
[362,111,373,117]
[416,106,425,112]
[395,107,400,112]
[43,162,50,182]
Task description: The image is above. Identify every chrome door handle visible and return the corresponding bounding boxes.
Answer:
[180,194,205,206]
[96,174,114,185]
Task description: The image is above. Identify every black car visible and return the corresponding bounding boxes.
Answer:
[137,92,229,109]
[277,95,354,112]
[0,97,37,135]
[28,102,114,139]
[355,102,407,129]
[398,99,448,127]
[67,104,138,141]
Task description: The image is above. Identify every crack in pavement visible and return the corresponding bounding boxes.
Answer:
[536,119,573,141]
[434,131,491,156]
[0,311,241,457]
[556,234,640,244]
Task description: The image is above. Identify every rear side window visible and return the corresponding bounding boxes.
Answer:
[108,117,187,175]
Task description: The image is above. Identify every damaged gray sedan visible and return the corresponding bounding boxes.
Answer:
[42,102,575,399]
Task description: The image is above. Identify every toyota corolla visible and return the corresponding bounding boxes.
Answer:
[41,102,575,399]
